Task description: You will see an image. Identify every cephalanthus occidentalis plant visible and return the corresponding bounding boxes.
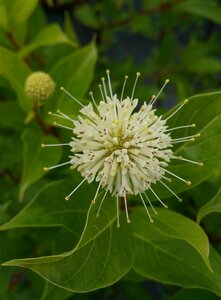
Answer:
[42,70,203,227]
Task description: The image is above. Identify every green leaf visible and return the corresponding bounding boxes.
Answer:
[46,42,97,115]
[0,131,23,169]
[0,101,25,129]
[64,13,79,45]
[3,0,38,28]
[0,46,31,111]
[40,281,73,300]
[175,0,221,24]
[19,128,62,201]
[75,4,99,28]
[131,209,221,296]
[1,180,91,237]
[133,208,211,271]
[2,195,134,292]
[156,91,221,198]
[185,57,221,73]
[19,24,76,58]
[0,230,44,298]
[0,4,7,29]
[0,201,10,225]
[197,185,221,223]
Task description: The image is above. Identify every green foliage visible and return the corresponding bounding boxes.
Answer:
[19,24,76,58]
[1,180,91,235]
[0,46,31,111]
[3,194,134,292]
[1,0,221,299]
[154,91,221,198]
[198,186,221,223]
[19,128,62,201]
[132,210,221,296]
[0,0,38,29]
[175,0,221,24]
[49,42,97,114]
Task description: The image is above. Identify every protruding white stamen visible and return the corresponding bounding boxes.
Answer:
[89,91,98,109]
[150,79,170,106]
[165,99,188,121]
[41,143,69,147]
[144,192,158,215]
[149,187,168,208]
[124,194,131,223]
[92,181,102,204]
[172,133,200,142]
[164,169,191,185]
[116,196,120,228]
[57,110,74,122]
[98,84,105,102]
[60,87,84,108]
[162,175,172,182]
[139,193,154,222]
[172,156,203,166]
[101,77,108,100]
[65,177,87,201]
[149,95,156,105]
[171,138,195,144]
[131,72,140,100]
[120,75,128,101]
[49,110,74,123]
[96,189,109,218]
[43,161,70,171]
[53,121,74,131]
[48,111,68,121]
[166,124,196,132]
[106,70,113,98]
[159,180,182,202]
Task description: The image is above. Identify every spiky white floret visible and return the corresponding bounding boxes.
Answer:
[70,97,172,198]
[43,71,203,226]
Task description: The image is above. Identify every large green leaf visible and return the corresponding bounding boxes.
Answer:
[131,209,221,296]
[0,202,10,225]
[19,128,62,201]
[40,281,73,300]
[46,42,97,115]
[2,0,38,28]
[0,101,25,129]
[175,0,221,24]
[2,196,134,292]
[155,91,221,198]
[19,24,76,58]
[0,132,23,169]
[0,230,44,299]
[132,208,211,271]
[0,46,31,111]
[186,57,221,73]
[1,180,92,237]
[197,185,221,223]
[0,4,7,29]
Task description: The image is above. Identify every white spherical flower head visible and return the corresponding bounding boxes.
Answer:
[43,71,203,227]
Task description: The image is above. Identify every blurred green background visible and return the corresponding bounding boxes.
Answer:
[1,0,221,299]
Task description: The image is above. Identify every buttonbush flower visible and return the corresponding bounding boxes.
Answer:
[25,71,56,104]
[42,71,203,227]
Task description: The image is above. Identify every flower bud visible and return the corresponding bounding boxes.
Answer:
[25,71,56,104]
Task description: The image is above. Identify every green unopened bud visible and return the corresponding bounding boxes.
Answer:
[25,71,56,104]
